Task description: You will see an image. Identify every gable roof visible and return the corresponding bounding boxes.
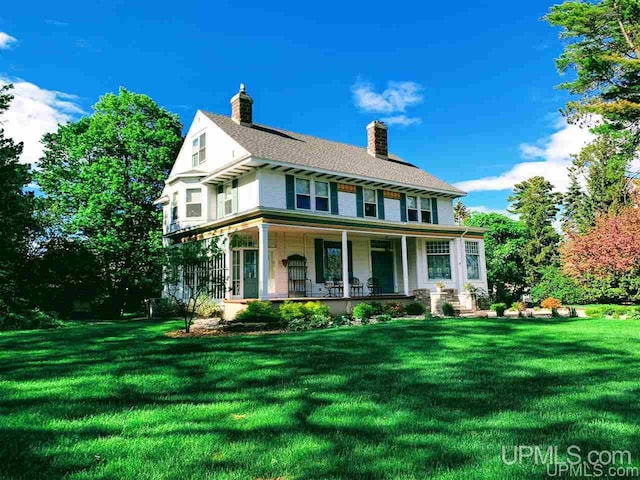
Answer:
[202,111,465,196]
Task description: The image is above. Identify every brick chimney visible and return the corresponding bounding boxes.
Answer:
[230,83,253,126]
[367,120,388,158]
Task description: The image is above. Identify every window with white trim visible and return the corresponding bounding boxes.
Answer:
[185,188,202,218]
[426,241,451,279]
[465,241,480,280]
[364,188,377,217]
[224,183,233,216]
[296,178,311,210]
[171,192,178,222]
[315,181,329,212]
[191,133,206,167]
[407,196,418,222]
[420,198,432,223]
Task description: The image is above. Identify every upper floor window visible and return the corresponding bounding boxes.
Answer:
[315,181,329,212]
[465,241,480,280]
[407,196,418,221]
[296,178,311,209]
[186,188,202,218]
[224,183,233,215]
[426,241,451,279]
[420,198,432,223]
[192,133,206,167]
[364,188,377,217]
[171,192,178,222]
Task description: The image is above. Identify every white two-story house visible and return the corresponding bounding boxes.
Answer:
[157,84,487,314]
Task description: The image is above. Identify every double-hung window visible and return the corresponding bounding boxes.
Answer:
[171,192,178,222]
[315,181,329,212]
[186,188,202,218]
[426,241,452,279]
[224,183,233,216]
[191,133,206,167]
[420,198,432,223]
[296,178,311,209]
[407,196,418,222]
[364,188,377,217]
[465,241,480,280]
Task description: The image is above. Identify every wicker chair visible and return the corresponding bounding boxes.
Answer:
[367,277,381,296]
[350,277,364,296]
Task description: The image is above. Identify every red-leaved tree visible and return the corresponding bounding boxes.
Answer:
[561,208,640,302]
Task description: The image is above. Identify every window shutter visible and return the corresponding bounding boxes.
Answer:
[217,185,224,218]
[347,240,353,278]
[314,238,324,283]
[431,198,439,224]
[377,190,385,220]
[400,193,407,222]
[356,186,364,218]
[330,182,339,215]
[285,175,295,210]
[232,179,239,214]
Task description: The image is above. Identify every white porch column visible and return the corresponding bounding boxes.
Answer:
[342,230,350,298]
[224,234,232,300]
[258,224,269,300]
[401,235,410,296]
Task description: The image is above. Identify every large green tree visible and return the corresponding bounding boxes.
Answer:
[546,0,640,131]
[508,177,562,286]
[464,212,528,303]
[37,88,182,316]
[561,163,593,233]
[0,85,35,314]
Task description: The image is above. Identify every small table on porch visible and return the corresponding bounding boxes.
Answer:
[324,281,344,297]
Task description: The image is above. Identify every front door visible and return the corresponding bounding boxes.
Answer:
[243,250,258,298]
[371,250,395,294]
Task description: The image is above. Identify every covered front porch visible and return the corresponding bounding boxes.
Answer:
[223,222,418,303]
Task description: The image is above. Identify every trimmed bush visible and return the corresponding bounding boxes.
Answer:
[369,302,384,315]
[541,297,562,310]
[383,301,405,317]
[333,315,351,327]
[511,301,526,312]
[405,302,426,315]
[302,301,330,318]
[376,314,393,322]
[279,301,306,323]
[195,295,223,319]
[584,305,640,318]
[235,301,280,323]
[569,307,578,318]
[442,302,456,317]
[287,318,310,331]
[424,311,433,320]
[551,307,559,318]
[308,314,331,329]
[627,310,640,320]
[0,309,63,331]
[490,303,507,317]
[353,303,376,321]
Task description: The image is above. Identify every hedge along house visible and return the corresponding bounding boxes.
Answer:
[156,85,488,316]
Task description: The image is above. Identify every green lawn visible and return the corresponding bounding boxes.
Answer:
[2,317,640,479]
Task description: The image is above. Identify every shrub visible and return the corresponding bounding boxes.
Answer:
[195,295,223,319]
[235,301,280,323]
[526,309,534,318]
[353,302,376,320]
[627,310,640,320]
[0,309,63,331]
[376,314,393,322]
[405,302,426,315]
[531,266,588,305]
[369,302,384,315]
[287,318,311,331]
[584,305,640,318]
[551,307,559,318]
[490,302,507,317]
[333,315,351,327]
[568,307,578,318]
[511,301,526,312]
[541,297,562,310]
[442,302,456,317]
[302,301,331,318]
[152,298,177,318]
[424,311,433,320]
[279,301,306,323]
[383,301,405,317]
[308,314,331,329]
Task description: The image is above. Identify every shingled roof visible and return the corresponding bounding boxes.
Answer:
[202,111,465,196]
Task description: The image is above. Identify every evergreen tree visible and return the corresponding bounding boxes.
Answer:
[562,163,593,233]
[508,177,562,286]
[0,85,35,313]
[453,200,470,225]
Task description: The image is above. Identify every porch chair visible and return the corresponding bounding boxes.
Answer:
[367,277,381,296]
[350,277,364,296]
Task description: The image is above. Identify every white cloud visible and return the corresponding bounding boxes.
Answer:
[0,32,18,50]
[0,77,84,165]
[352,80,423,126]
[455,118,595,193]
[381,115,422,126]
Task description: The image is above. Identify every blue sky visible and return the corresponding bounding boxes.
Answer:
[0,0,595,212]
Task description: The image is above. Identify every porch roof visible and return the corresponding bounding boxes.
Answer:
[166,207,485,243]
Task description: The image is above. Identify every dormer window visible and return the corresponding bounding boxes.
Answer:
[191,133,206,167]
[364,188,377,217]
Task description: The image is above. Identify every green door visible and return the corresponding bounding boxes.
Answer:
[371,251,395,293]
[243,250,258,299]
